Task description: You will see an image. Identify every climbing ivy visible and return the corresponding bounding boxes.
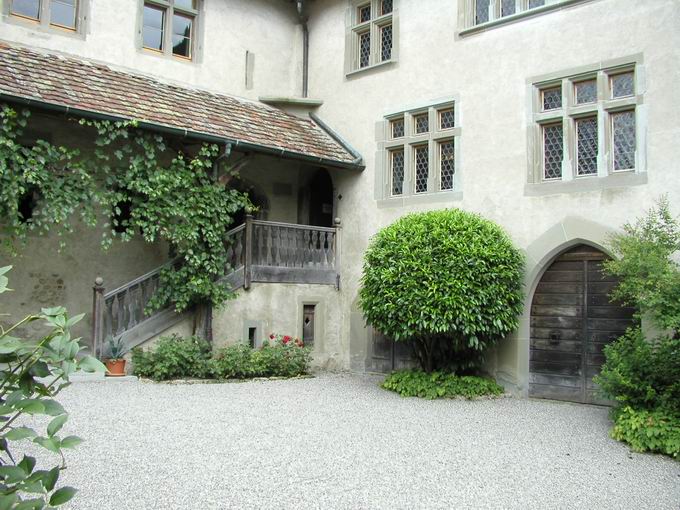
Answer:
[0,104,251,314]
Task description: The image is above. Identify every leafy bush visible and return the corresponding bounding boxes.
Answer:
[604,196,680,332]
[360,209,524,373]
[382,369,504,400]
[595,328,680,415]
[249,334,311,378]
[134,334,311,381]
[131,335,211,381]
[0,266,106,507]
[610,406,679,459]
[597,198,680,459]
[208,343,255,379]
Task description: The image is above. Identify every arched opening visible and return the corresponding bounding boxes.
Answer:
[307,169,334,227]
[529,244,636,404]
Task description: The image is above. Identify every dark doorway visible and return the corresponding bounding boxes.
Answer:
[231,181,269,227]
[308,169,334,227]
[529,244,637,404]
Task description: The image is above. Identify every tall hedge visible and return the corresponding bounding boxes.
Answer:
[359,209,524,372]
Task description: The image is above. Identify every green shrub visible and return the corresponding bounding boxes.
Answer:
[382,369,504,400]
[132,335,211,381]
[598,198,680,459]
[133,334,311,381]
[250,334,311,378]
[595,328,680,415]
[360,209,524,373]
[610,406,679,459]
[208,343,255,379]
[604,197,680,332]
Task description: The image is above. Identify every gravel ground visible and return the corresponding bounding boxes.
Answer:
[23,373,680,509]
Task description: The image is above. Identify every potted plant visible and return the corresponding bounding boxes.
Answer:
[104,336,129,376]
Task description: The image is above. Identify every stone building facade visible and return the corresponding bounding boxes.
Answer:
[1,0,678,399]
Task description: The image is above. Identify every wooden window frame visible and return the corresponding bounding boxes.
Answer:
[140,0,200,62]
[5,0,86,35]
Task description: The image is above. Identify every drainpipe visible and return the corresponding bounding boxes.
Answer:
[296,0,309,98]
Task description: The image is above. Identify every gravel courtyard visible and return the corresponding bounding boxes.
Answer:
[43,374,680,509]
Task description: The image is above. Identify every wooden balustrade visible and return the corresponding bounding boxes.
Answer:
[91,218,340,358]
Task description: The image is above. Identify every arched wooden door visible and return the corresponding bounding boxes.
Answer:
[529,245,636,404]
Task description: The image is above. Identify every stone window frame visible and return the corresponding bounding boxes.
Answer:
[345,0,399,77]
[525,55,648,197]
[457,0,591,37]
[136,0,204,63]
[2,0,89,39]
[375,97,463,207]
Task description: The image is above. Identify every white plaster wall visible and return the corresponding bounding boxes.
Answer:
[211,283,344,370]
[0,0,302,99]
[306,0,680,384]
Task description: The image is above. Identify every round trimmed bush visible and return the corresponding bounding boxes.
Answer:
[359,209,524,373]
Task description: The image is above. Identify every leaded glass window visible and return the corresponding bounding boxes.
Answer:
[391,149,405,196]
[612,111,635,171]
[414,145,429,193]
[358,4,371,23]
[439,108,455,130]
[542,123,563,180]
[475,0,490,24]
[611,72,634,98]
[542,86,562,111]
[501,0,516,17]
[359,31,371,68]
[414,113,429,134]
[440,141,455,190]
[381,24,393,62]
[350,0,395,72]
[391,118,404,139]
[381,101,459,200]
[575,79,597,104]
[576,117,598,176]
[532,62,642,183]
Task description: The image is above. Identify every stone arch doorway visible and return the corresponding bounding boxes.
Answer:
[529,244,636,404]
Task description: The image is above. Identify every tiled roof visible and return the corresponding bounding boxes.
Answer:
[0,42,360,167]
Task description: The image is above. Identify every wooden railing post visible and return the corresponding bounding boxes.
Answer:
[91,277,105,359]
[244,214,253,290]
[334,217,341,290]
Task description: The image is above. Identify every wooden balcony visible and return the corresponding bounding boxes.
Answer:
[91,217,340,357]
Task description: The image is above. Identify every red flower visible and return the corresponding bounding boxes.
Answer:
[270,333,275,339]
[283,335,291,341]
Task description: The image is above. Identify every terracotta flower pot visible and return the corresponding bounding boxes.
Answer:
[105,359,127,377]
